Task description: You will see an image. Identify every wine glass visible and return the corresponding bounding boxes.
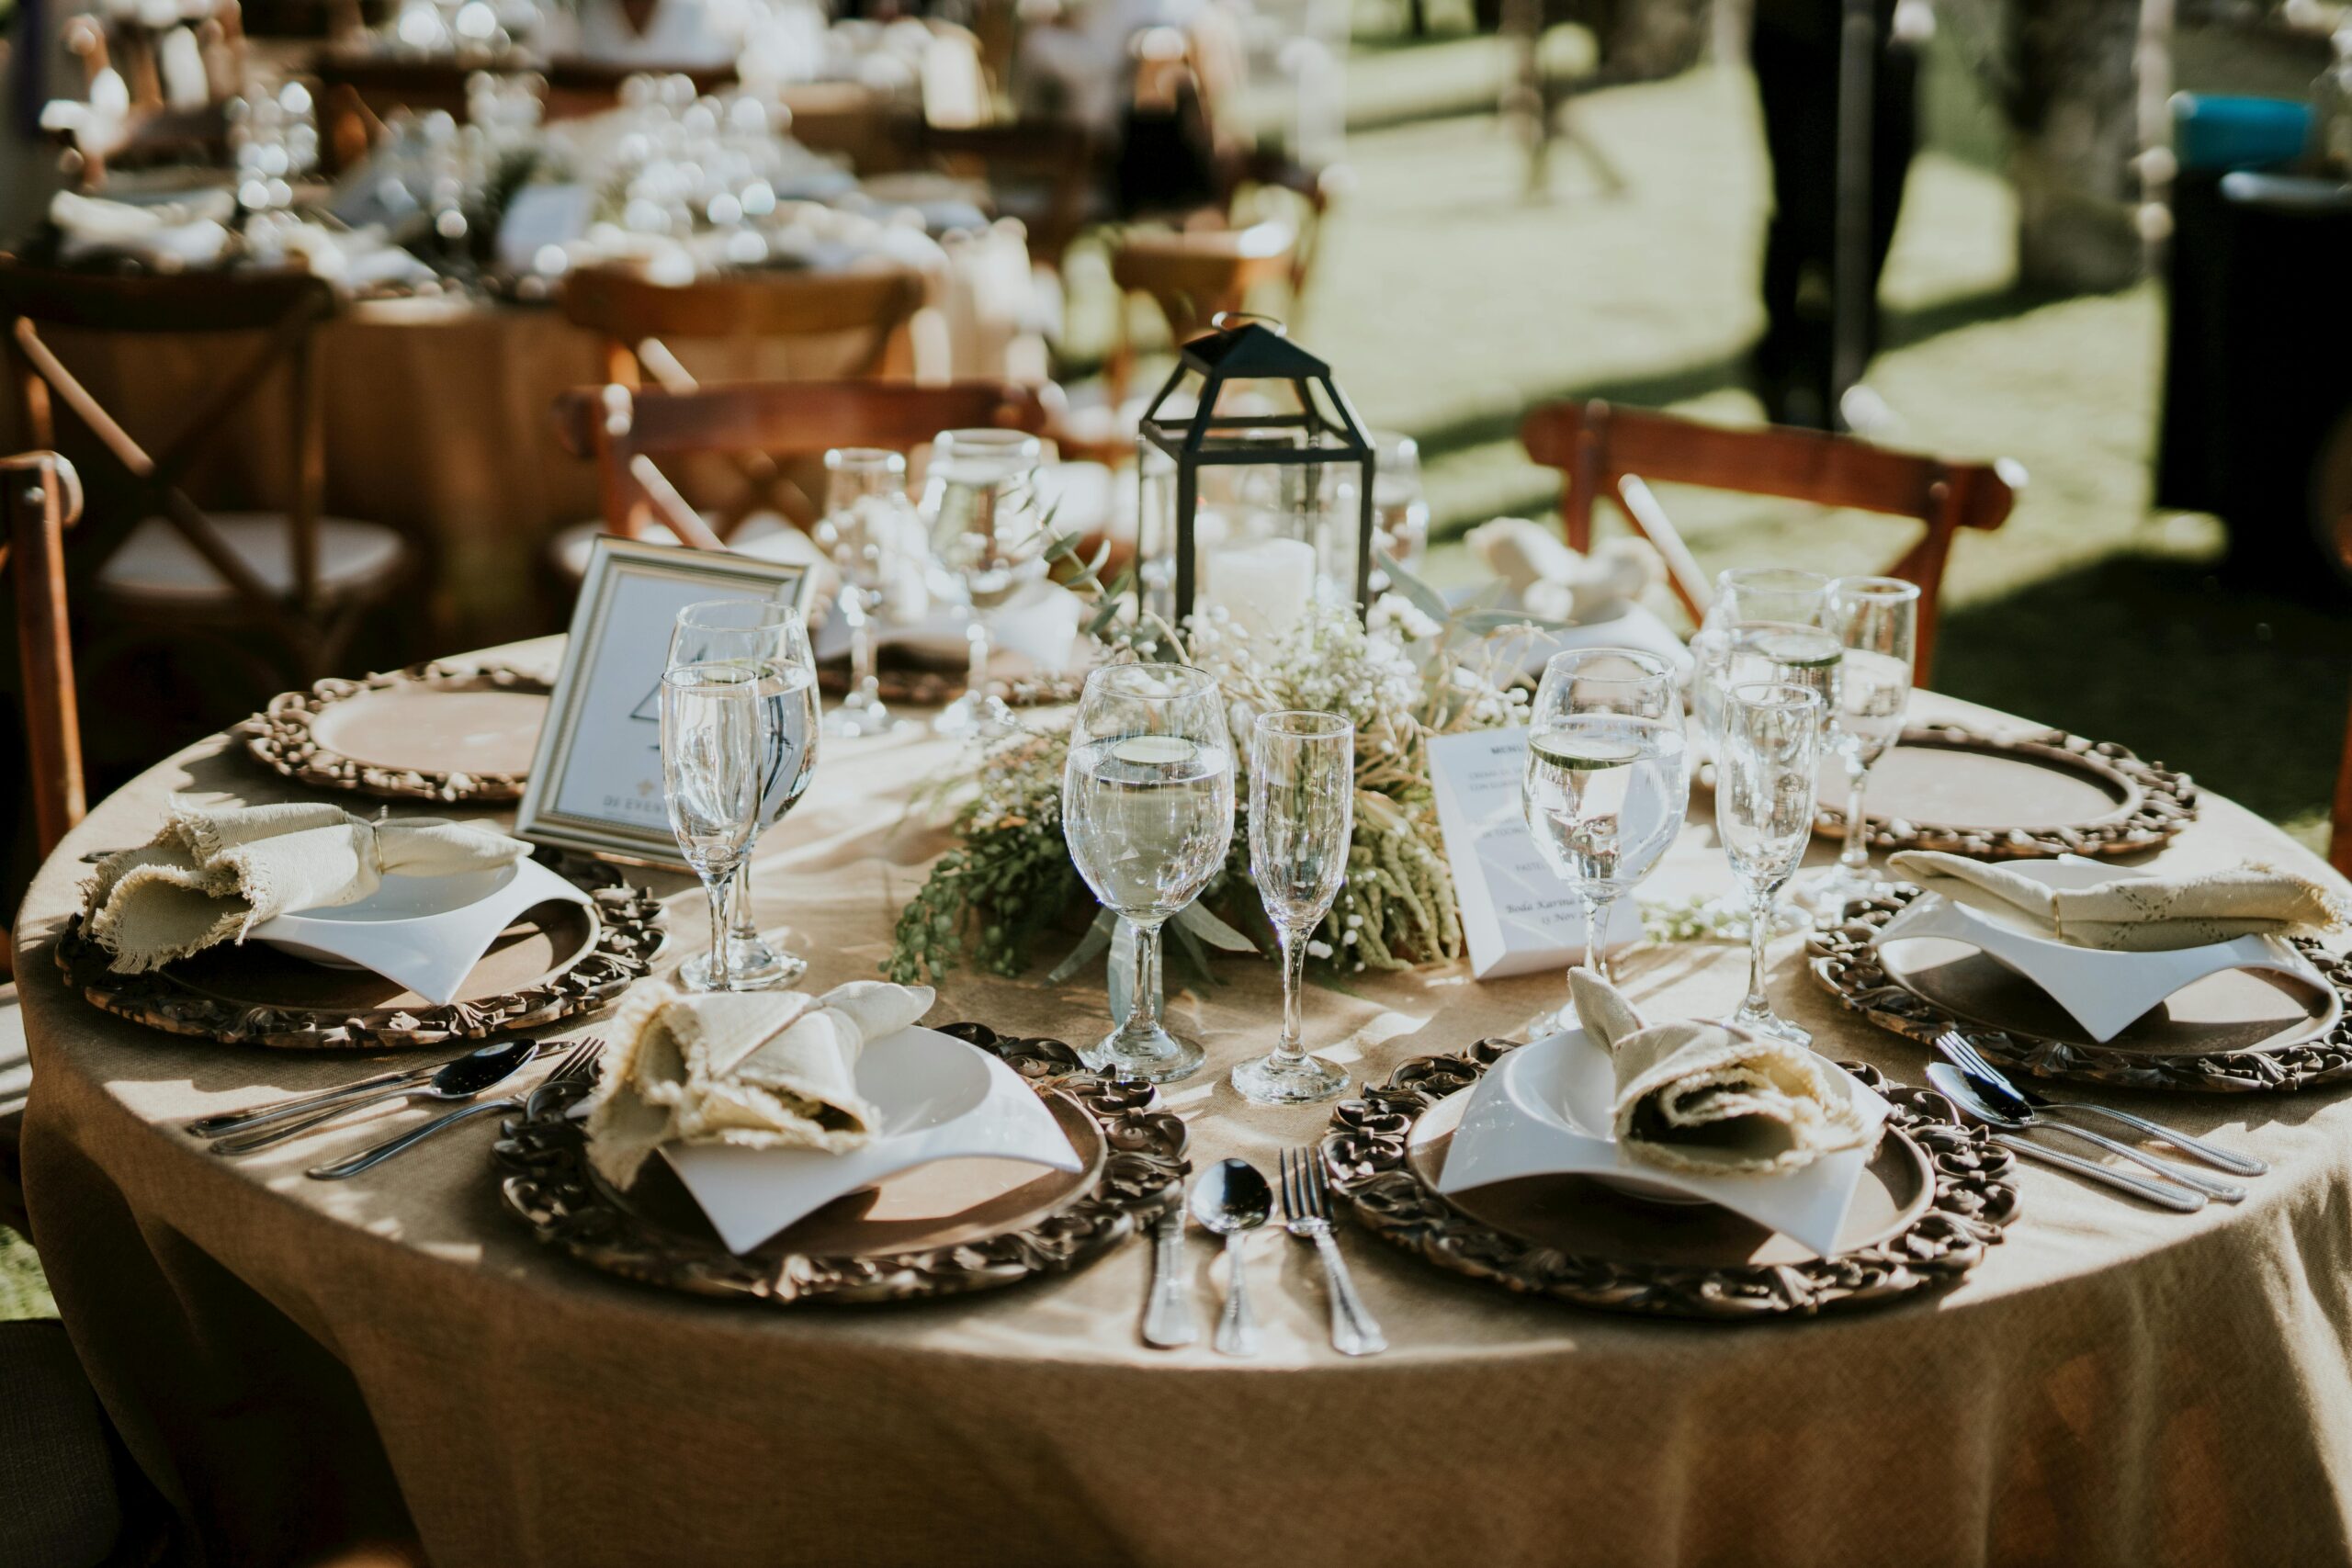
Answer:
[1232,710,1354,1106]
[1062,662,1235,1083]
[925,428,1048,741]
[816,446,916,739]
[1716,682,1825,1043]
[668,599,820,991]
[1367,430,1429,584]
[661,661,768,992]
[1810,576,1920,919]
[1522,647,1689,1034]
[1690,567,1836,757]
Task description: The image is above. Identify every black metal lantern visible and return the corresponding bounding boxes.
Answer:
[1136,314,1377,626]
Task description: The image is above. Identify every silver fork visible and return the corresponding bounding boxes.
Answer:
[1937,1031,2266,1176]
[1279,1147,1385,1357]
[306,1038,604,1181]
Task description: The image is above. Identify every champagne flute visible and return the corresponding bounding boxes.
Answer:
[661,661,767,993]
[1692,567,1837,930]
[1062,662,1234,1083]
[1232,710,1354,1106]
[1717,682,1825,1043]
[817,446,916,739]
[668,599,820,990]
[925,428,1047,741]
[1810,576,1920,919]
[1522,647,1688,1034]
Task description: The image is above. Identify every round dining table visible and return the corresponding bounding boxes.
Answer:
[17,639,2352,1567]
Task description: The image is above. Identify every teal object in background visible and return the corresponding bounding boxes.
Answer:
[2172,93,2314,172]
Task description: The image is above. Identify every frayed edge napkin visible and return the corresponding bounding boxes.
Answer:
[1888,851,2347,953]
[585,978,935,1189]
[85,797,530,973]
[1570,967,1871,1178]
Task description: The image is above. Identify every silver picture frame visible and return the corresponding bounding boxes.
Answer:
[515,536,812,869]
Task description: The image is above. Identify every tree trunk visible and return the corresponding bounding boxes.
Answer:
[2007,0,2154,291]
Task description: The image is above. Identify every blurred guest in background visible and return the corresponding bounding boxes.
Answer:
[1749,0,1926,430]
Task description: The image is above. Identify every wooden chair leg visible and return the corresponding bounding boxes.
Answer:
[2332,679,2352,880]
[5,454,86,855]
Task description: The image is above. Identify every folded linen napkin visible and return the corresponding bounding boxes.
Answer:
[85,798,531,973]
[1569,967,1872,1178]
[1466,518,1663,624]
[1886,852,2346,953]
[585,978,936,1188]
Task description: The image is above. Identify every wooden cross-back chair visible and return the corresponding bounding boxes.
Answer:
[551,378,1051,550]
[1103,220,1297,409]
[57,0,246,182]
[2,452,87,982]
[0,264,409,684]
[555,265,934,551]
[1521,400,2024,684]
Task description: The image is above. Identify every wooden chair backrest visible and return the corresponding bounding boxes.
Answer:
[0,264,336,650]
[551,378,1051,545]
[1521,400,2022,683]
[559,266,931,389]
[3,453,88,928]
[1104,220,1296,403]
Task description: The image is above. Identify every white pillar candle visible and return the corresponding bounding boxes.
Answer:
[1204,537,1317,645]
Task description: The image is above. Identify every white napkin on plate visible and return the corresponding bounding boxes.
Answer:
[85,797,531,972]
[1888,851,2346,953]
[1466,518,1662,623]
[1570,967,1871,1178]
[50,188,235,272]
[585,978,935,1187]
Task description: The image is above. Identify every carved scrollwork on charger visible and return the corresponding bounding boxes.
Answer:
[1809,891,2352,1094]
[239,661,552,804]
[495,1025,1190,1305]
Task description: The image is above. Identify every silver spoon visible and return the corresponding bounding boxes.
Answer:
[209,1039,540,1156]
[1928,1065,2212,1212]
[1191,1158,1272,1358]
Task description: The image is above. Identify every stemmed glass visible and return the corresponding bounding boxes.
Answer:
[1062,662,1235,1083]
[1810,576,1920,919]
[1690,568,1837,759]
[667,599,820,991]
[1717,682,1825,1043]
[1232,711,1354,1106]
[660,662,768,993]
[1521,647,1689,1034]
[816,446,916,739]
[926,429,1048,741]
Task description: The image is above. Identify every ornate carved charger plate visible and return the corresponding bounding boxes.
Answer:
[242,662,551,803]
[1324,1041,2016,1320]
[51,854,662,1050]
[493,1024,1189,1305]
[1812,725,2195,861]
[1811,891,2352,1093]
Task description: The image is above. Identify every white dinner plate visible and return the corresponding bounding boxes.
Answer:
[1430,1029,1891,1260]
[251,858,593,1007]
[652,1027,1085,1255]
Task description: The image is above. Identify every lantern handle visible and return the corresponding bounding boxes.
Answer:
[1209,311,1287,336]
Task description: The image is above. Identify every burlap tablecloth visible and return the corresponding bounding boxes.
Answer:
[17,655,2352,1567]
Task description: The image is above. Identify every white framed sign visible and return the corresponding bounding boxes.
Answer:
[515,536,813,867]
[1426,725,1643,979]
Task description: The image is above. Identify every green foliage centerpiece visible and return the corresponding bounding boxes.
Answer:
[885,539,1544,988]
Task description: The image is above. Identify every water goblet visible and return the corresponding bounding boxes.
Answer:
[1231,711,1354,1106]
[816,446,916,739]
[1062,662,1235,1084]
[1522,647,1689,1035]
[660,661,768,992]
[1808,576,1920,919]
[668,599,820,990]
[1717,682,1826,1043]
[925,428,1048,741]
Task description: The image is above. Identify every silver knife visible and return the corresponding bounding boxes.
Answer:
[1141,1202,1198,1348]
